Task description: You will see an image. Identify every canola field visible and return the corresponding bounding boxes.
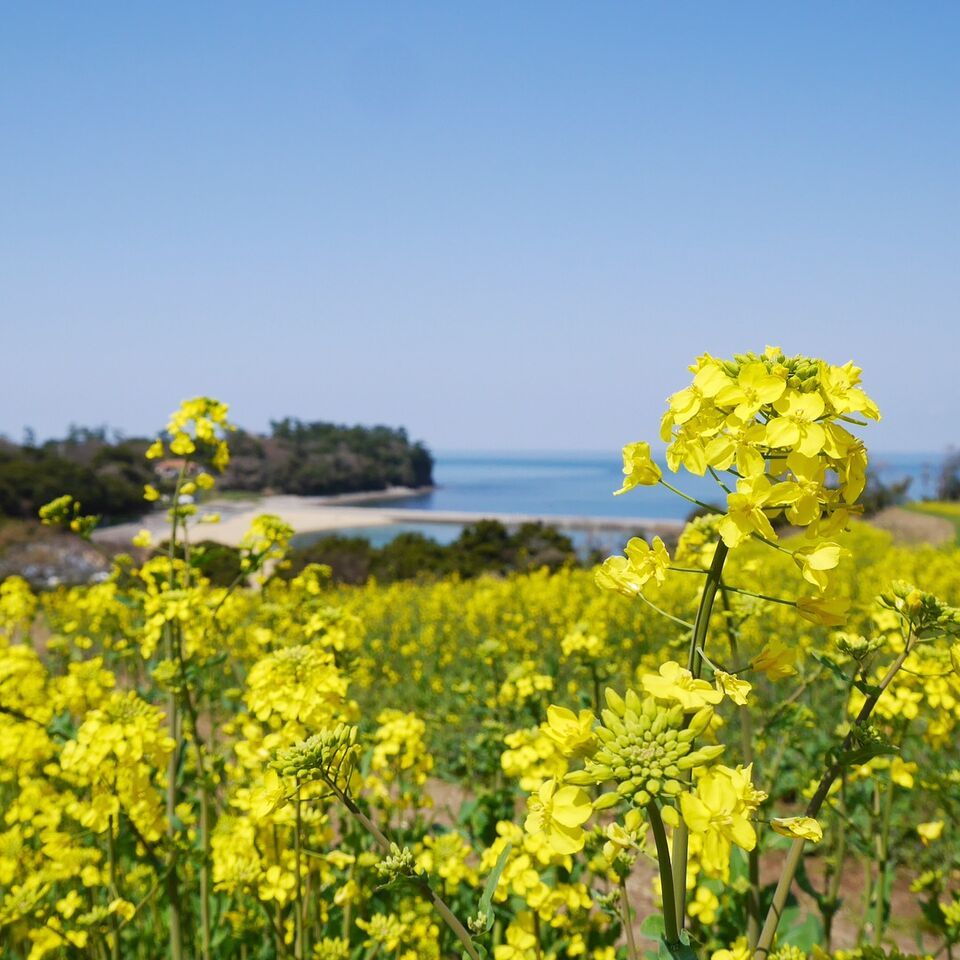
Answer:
[1,351,959,960]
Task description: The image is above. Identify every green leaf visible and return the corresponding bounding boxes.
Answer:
[811,651,852,684]
[478,841,511,933]
[659,936,699,960]
[836,742,897,767]
[779,908,823,952]
[853,679,883,698]
[793,854,824,906]
[638,915,666,941]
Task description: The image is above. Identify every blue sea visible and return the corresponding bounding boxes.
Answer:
[309,450,945,551]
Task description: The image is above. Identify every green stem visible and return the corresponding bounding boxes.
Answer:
[647,799,681,947]
[294,783,304,960]
[619,877,639,960]
[720,584,797,607]
[708,465,733,494]
[326,782,481,960]
[659,478,723,515]
[671,539,728,932]
[107,815,121,960]
[687,542,729,679]
[590,663,602,717]
[858,852,874,944]
[754,635,914,958]
[342,862,355,941]
[638,592,695,629]
[872,771,896,946]
[720,587,761,947]
[165,463,187,960]
[200,785,211,960]
[823,781,847,951]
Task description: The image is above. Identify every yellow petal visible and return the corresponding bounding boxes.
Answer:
[770,816,822,842]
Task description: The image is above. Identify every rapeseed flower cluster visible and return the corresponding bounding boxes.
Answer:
[600,348,883,624]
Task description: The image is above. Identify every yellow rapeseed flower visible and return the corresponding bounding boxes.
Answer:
[918,820,944,845]
[542,705,597,759]
[642,661,723,711]
[770,816,823,842]
[614,441,662,494]
[524,779,593,855]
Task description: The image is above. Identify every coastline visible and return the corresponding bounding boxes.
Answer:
[309,485,436,505]
[92,486,683,550]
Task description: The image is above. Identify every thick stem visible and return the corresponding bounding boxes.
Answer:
[720,587,760,946]
[671,540,728,931]
[687,543,729,677]
[647,799,681,948]
[754,637,914,958]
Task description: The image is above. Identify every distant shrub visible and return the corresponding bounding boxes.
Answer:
[282,535,376,585]
[0,451,147,521]
[280,520,578,585]
[860,470,912,516]
[160,539,246,588]
[371,532,449,582]
[937,450,960,501]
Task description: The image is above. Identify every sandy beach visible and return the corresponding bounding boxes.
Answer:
[92,486,683,549]
[92,487,428,548]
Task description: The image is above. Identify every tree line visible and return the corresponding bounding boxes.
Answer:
[0,419,434,521]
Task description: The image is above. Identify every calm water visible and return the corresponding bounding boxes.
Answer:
[301,450,946,551]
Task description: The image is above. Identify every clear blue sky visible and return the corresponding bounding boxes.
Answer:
[2,3,957,453]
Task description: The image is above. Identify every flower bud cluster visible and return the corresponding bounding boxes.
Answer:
[566,688,722,808]
[879,581,960,639]
[38,495,99,539]
[270,724,360,787]
[375,843,420,881]
[467,910,490,935]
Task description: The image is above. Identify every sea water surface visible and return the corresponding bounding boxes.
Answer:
[317,450,945,550]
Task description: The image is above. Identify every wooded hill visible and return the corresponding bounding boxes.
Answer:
[0,420,434,521]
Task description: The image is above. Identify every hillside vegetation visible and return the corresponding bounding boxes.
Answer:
[0,418,433,521]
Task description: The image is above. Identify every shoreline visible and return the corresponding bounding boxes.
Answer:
[92,488,684,550]
[309,485,436,505]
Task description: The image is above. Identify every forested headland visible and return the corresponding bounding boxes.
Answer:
[0,419,434,521]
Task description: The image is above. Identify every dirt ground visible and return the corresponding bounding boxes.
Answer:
[868,507,955,546]
[424,778,937,953]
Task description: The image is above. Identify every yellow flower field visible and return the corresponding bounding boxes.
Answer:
[2,352,959,960]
